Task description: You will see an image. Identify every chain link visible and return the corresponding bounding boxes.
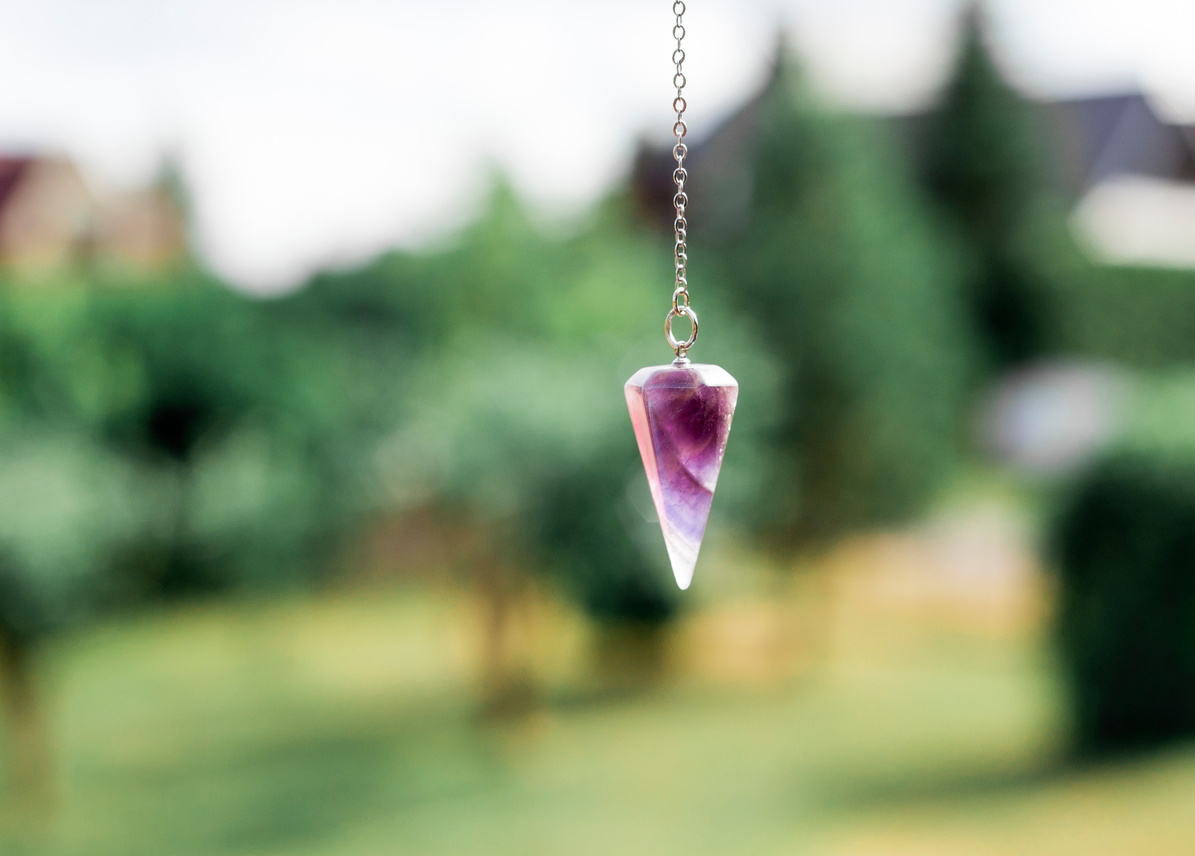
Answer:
[665,0,697,358]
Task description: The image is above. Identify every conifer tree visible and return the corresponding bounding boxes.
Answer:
[710,53,969,548]
[921,5,1058,368]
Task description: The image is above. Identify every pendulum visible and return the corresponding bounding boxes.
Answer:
[625,362,737,591]
[625,3,738,591]
[625,1,738,591]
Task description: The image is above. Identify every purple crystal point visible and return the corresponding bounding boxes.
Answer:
[625,361,738,590]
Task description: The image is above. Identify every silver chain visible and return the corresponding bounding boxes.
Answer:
[665,0,698,359]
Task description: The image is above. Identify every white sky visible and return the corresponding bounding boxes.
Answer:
[1,0,1194,292]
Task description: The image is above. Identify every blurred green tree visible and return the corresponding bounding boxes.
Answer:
[371,184,701,701]
[709,55,970,549]
[0,284,156,801]
[919,6,1064,370]
[0,272,407,795]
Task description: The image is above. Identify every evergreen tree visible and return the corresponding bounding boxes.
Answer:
[921,5,1060,369]
[709,53,970,548]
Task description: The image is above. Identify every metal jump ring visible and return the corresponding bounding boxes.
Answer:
[665,305,698,353]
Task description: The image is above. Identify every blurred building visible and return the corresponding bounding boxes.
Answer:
[631,67,1195,270]
[1049,93,1195,196]
[0,155,188,279]
[1052,94,1195,269]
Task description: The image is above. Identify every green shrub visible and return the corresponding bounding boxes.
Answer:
[531,440,678,626]
[1051,445,1195,751]
[1051,265,1195,368]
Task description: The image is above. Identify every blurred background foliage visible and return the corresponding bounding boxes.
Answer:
[3,7,1195,854]
[709,54,969,548]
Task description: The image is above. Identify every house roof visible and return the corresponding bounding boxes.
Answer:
[0,157,33,218]
[630,61,1195,229]
[1046,93,1195,198]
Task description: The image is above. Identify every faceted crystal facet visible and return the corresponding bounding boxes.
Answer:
[625,362,738,590]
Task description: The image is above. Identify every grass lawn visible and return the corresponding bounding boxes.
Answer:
[4,563,1195,856]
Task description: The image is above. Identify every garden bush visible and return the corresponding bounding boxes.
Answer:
[1052,441,1195,751]
[1051,265,1195,369]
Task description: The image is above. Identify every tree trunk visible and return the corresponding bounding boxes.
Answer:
[0,626,55,820]
[591,620,670,693]
[475,556,537,720]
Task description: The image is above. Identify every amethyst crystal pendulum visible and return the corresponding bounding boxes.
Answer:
[625,0,737,590]
[626,361,737,589]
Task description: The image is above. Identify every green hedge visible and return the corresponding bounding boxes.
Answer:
[1051,441,1195,751]
[1051,265,1195,369]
